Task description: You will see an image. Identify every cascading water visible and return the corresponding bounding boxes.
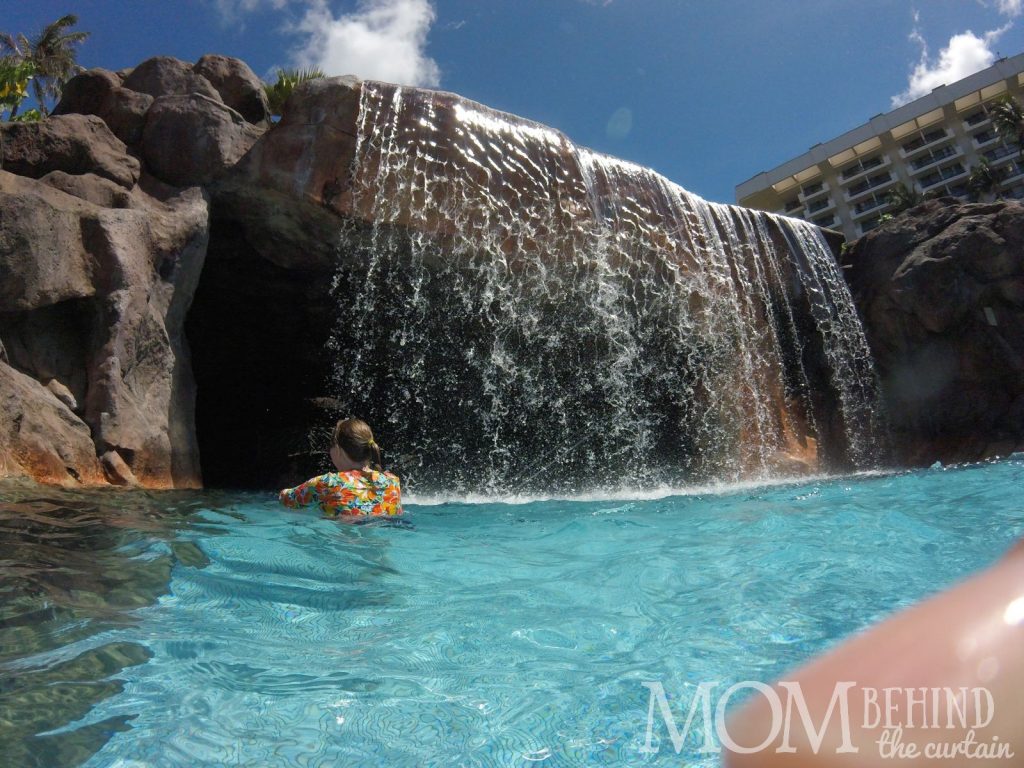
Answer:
[327,81,886,494]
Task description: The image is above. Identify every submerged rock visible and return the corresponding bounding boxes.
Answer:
[844,198,1024,464]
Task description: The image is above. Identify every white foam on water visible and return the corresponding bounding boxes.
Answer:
[405,469,894,507]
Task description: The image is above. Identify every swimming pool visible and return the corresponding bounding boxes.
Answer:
[3,458,1022,767]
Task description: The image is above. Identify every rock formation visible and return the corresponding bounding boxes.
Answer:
[3,53,1020,489]
[843,198,1024,464]
[0,55,268,487]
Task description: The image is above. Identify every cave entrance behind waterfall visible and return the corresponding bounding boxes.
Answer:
[185,220,340,490]
[185,214,866,493]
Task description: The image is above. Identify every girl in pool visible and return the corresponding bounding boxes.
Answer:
[279,417,403,519]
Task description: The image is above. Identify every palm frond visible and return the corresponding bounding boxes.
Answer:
[967,159,1005,202]
[886,182,922,214]
[3,15,89,116]
[990,95,1024,151]
[0,32,27,57]
[264,67,326,116]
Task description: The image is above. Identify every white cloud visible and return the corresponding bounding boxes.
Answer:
[292,0,440,87]
[995,0,1023,17]
[213,0,290,22]
[891,18,1010,107]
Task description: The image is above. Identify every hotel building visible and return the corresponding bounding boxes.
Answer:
[735,53,1024,241]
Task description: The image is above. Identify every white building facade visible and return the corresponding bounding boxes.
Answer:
[735,53,1024,241]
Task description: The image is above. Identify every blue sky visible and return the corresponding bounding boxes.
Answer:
[6,1,1024,203]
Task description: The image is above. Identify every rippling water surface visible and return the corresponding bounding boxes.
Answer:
[2,459,1023,767]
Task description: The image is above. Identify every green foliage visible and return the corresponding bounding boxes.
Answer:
[886,182,922,214]
[990,94,1024,152]
[9,107,42,122]
[0,57,35,119]
[967,158,1006,202]
[263,67,325,117]
[0,14,89,117]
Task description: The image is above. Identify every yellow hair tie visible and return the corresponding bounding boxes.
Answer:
[367,439,377,449]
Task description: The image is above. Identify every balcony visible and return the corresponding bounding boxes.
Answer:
[844,171,895,202]
[918,162,967,190]
[984,144,1020,165]
[973,129,1000,148]
[945,183,968,199]
[783,199,804,215]
[798,180,830,202]
[858,215,883,235]
[899,128,950,159]
[811,213,837,228]
[963,110,991,130]
[1004,183,1024,199]
[908,144,962,175]
[805,196,835,215]
[851,194,891,220]
[1002,161,1024,184]
[838,155,889,184]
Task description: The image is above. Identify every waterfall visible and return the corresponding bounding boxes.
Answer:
[326,81,886,494]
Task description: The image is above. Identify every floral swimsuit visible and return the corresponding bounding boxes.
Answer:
[279,469,403,517]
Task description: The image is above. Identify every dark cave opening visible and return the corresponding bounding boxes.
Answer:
[185,220,340,490]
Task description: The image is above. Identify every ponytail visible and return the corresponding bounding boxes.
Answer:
[333,417,385,472]
[366,437,383,472]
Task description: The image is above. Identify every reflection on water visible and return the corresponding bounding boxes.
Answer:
[0,480,403,767]
[0,481,214,767]
[1,462,1022,767]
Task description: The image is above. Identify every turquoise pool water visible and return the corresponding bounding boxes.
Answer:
[2,459,1023,767]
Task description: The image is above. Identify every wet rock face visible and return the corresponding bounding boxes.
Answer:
[214,76,363,271]
[844,199,1024,464]
[0,65,883,490]
[10,53,1016,490]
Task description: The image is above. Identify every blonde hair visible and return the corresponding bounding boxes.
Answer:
[333,417,383,470]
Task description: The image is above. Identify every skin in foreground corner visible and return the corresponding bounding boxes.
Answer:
[724,538,1024,767]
